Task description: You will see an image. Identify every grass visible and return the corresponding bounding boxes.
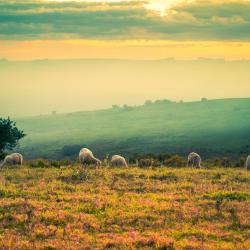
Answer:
[0,165,249,249]
[16,98,250,159]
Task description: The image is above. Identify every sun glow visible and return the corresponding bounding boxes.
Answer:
[144,0,181,15]
[47,0,186,15]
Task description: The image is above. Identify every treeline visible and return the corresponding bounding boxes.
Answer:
[111,99,175,111]
[111,98,208,110]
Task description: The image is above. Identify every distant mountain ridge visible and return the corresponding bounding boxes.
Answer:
[16,98,250,159]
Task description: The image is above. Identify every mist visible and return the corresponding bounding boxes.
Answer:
[1,58,250,117]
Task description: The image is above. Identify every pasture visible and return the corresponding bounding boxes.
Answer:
[16,98,250,160]
[0,165,249,249]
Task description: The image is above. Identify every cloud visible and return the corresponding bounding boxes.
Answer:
[0,0,250,40]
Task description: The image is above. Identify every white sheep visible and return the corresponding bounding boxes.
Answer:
[246,155,250,171]
[1,153,23,166]
[187,152,202,168]
[79,148,101,166]
[111,155,128,167]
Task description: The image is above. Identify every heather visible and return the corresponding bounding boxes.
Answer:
[0,165,249,249]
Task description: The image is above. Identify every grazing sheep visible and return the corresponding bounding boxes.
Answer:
[246,155,250,171]
[111,155,127,167]
[187,152,202,168]
[79,148,101,166]
[1,153,23,166]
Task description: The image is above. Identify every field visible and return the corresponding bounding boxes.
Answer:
[16,98,250,160]
[0,165,249,249]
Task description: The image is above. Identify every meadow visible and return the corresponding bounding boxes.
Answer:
[16,98,250,160]
[0,165,249,249]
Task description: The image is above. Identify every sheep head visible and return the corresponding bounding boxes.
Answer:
[95,158,102,166]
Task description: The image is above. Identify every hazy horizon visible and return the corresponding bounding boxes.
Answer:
[1,58,250,117]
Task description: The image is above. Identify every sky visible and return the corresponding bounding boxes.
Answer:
[0,0,250,116]
[1,0,250,60]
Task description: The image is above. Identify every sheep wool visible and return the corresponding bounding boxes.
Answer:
[111,155,128,167]
[1,153,23,166]
[79,148,101,166]
[187,152,202,168]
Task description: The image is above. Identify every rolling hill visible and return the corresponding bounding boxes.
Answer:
[15,98,250,160]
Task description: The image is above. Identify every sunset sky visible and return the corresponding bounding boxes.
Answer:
[1,0,250,60]
[1,0,250,116]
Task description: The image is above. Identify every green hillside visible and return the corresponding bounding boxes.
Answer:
[15,98,250,159]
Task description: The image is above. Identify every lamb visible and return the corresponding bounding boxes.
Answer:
[1,153,23,166]
[111,155,128,167]
[246,155,250,171]
[79,148,101,166]
[187,152,202,168]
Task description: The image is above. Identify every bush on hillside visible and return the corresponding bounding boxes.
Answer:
[163,155,186,167]
[138,158,155,167]
[27,158,73,168]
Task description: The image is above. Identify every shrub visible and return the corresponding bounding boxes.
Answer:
[208,157,245,168]
[220,157,232,168]
[27,158,73,168]
[51,160,60,167]
[163,155,185,167]
[28,158,50,168]
[59,159,73,166]
[138,158,154,167]
[234,157,246,168]
[152,160,162,167]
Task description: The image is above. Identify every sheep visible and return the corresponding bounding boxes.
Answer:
[246,155,250,171]
[1,153,23,166]
[187,152,202,168]
[111,155,127,167]
[79,148,101,166]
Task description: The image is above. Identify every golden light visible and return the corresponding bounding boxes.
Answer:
[46,0,187,16]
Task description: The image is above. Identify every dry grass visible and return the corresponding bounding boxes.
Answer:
[0,165,249,249]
